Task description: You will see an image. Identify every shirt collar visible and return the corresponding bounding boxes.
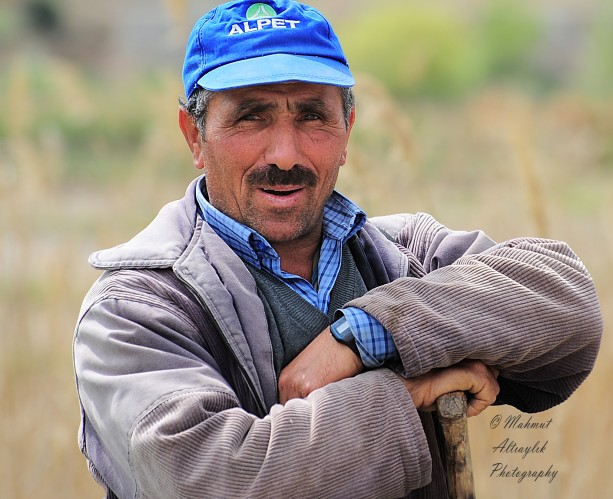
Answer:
[195,176,366,269]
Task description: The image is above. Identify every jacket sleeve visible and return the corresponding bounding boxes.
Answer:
[348,213,603,413]
[74,270,431,499]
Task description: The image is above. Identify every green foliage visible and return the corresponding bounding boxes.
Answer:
[339,0,543,99]
[477,0,540,81]
[580,2,613,98]
[340,4,486,98]
[0,6,21,44]
[0,59,179,182]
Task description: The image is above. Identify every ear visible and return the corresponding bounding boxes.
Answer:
[179,107,205,170]
[339,106,356,166]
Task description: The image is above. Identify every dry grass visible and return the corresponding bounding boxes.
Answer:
[1,59,611,498]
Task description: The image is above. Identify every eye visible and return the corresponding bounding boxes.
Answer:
[301,113,323,121]
[298,104,330,122]
[239,113,261,121]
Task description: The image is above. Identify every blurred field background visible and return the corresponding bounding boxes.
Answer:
[1,0,611,497]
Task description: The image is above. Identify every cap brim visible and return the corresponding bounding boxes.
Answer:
[197,53,355,91]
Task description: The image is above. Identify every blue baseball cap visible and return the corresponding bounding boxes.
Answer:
[182,0,355,97]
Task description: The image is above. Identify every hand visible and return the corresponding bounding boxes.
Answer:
[278,327,364,404]
[399,360,499,417]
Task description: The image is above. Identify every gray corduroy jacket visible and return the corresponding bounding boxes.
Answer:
[74,177,602,499]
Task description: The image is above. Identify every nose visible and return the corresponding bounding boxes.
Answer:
[263,122,303,171]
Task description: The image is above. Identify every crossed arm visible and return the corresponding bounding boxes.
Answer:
[278,326,500,417]
[280,213,602,416]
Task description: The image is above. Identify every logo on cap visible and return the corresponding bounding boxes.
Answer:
[228,3,300,36]
[246,3,277,20]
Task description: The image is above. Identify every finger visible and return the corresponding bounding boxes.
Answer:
[466,393,495,417]
[277,383,293,405]
[466,377,500,417]
[278,373,309,404]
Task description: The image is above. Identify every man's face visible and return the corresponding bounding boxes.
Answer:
[199,82,354,246]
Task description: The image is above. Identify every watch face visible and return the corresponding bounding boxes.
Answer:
[332,318,353,343]
[331,319,360,357]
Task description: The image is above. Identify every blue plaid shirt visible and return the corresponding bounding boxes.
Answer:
[196,178,398,368]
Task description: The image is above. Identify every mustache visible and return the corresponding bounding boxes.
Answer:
[247,164,318,187]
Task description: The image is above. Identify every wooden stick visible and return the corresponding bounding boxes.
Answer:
[436,391,475,499]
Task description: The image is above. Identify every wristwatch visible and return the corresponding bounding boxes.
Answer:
[330,316,361,358]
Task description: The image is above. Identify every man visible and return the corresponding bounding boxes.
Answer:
[73,1,602,498]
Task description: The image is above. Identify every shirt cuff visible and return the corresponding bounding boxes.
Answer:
[334,308,399,368]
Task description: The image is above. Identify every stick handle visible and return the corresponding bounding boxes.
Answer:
[436,391,475,499]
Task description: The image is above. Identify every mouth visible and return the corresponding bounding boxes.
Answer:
[255,185,307,209]
[261,187,302,197]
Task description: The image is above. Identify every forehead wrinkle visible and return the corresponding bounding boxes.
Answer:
[294,98,331,114]
[234,99,278,115]
[231,97,332,120]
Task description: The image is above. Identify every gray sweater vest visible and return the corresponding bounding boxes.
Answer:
[247,244,368,374]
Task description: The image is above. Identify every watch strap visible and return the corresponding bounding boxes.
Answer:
[330,316,360,357]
